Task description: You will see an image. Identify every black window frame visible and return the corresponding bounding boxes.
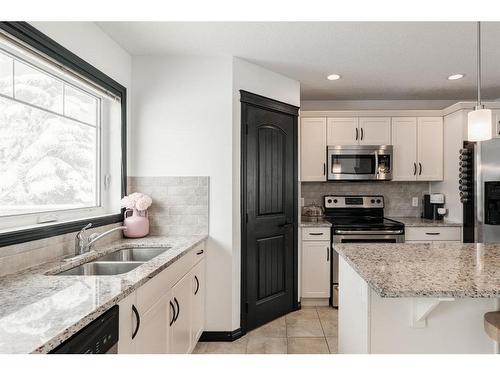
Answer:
[0,22,127,247]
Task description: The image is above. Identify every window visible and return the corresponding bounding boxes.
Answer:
[0,24,125,240]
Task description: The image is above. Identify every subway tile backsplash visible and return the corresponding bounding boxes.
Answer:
[301,181,429,217]
[127,176,209,236]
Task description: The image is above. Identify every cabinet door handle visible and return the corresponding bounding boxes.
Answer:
[355,128,359,141]
[131,304,140,339]
[323,162,326,176]
[194,275,200,295]
[425,232,441,235]
[413,162,417,176]
[309,232,324,236]
[419,162,422,176]
[326,247,330,261]
[360,127,364,141]
[174,297,180,322]
[196,249,204,255]
[169,301,176,326]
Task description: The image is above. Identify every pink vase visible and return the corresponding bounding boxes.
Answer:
[123,209,149,238]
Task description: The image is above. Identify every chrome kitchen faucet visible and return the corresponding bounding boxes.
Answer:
[74,223,127,256]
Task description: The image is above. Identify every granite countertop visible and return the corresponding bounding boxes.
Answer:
[389,217,462,227]
[300,217,332,227]
[0,235,207,354]
[334,242,499,298]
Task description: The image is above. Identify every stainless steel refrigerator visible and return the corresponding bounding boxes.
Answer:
[460,138,500,243]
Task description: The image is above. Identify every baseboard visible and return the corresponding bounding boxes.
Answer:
[301,298,330,307]
[199,328,243,342]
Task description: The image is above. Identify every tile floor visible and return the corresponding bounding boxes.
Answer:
[193,306,338,354]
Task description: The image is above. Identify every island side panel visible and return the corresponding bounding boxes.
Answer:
[369,292,498,354]
[338,257,370,354]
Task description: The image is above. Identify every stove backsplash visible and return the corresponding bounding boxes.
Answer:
[301,181,429,217]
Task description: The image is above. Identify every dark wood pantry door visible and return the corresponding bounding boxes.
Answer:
[240,90,299,333]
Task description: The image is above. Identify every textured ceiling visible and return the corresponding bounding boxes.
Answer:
[97,22,500,100]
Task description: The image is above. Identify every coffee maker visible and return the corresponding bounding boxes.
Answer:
[422,194,446,220]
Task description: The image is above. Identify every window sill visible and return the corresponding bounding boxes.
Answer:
[0,213,123,248]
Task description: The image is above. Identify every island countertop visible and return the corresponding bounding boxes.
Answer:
[0,235,207,354]
[334,242,500,298]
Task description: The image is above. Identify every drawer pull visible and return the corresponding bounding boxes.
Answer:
[425,232,441,235]
[132,304,141,339]
[194,275,200,295]
[309,232,324,236]
[196,249,204,255]
[169,301,176,326]
[174,297,180,322]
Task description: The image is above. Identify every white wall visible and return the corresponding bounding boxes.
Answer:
[232,57,300,328]
[31,22,132,89]
[131,55,235,330]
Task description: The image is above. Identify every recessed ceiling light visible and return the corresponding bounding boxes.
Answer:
[448,74,465,80]
[327,74,341,81]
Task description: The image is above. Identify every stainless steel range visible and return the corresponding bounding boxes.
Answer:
[323,195,405,307]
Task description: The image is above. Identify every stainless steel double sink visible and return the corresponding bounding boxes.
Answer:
[56,247,170,276]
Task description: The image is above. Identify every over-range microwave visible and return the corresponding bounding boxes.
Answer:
[327,145,393,181]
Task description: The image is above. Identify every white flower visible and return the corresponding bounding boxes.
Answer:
[135,195,152,211]
[121,192,152,210]
[120,195,135,209]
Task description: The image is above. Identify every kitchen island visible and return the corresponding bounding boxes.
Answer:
[334,242,500,354]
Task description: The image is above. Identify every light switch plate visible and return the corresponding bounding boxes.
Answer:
[412,197,419,207]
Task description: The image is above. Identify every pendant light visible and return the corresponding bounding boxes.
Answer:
[468,21,493,141]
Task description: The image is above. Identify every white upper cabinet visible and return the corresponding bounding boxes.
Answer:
[358,117,391,145]
[392,117,418,181]
[300,117,327,181]
[391,117,443,181]
[327,117,358,145]
[417,117,443,181]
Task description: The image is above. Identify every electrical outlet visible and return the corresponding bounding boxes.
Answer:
[412,197,419,207]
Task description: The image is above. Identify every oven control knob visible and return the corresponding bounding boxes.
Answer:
[333,199,338,203]
[327,199,332,204]
[371,199,375,203]
[376,199,381,204]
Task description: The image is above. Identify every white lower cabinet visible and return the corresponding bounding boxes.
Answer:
[117,242,206,354]
[169,272,193,354]
[135,293,170,354]
[117,292,137,354]
[191,260,206,346]
[301,227,331,299]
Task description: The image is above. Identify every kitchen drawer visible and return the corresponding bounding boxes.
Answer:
[191,242,205,263]
[302,227,330,241]
[405,227,461,242]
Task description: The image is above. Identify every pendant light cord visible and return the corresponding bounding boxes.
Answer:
[477,21,482,107]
